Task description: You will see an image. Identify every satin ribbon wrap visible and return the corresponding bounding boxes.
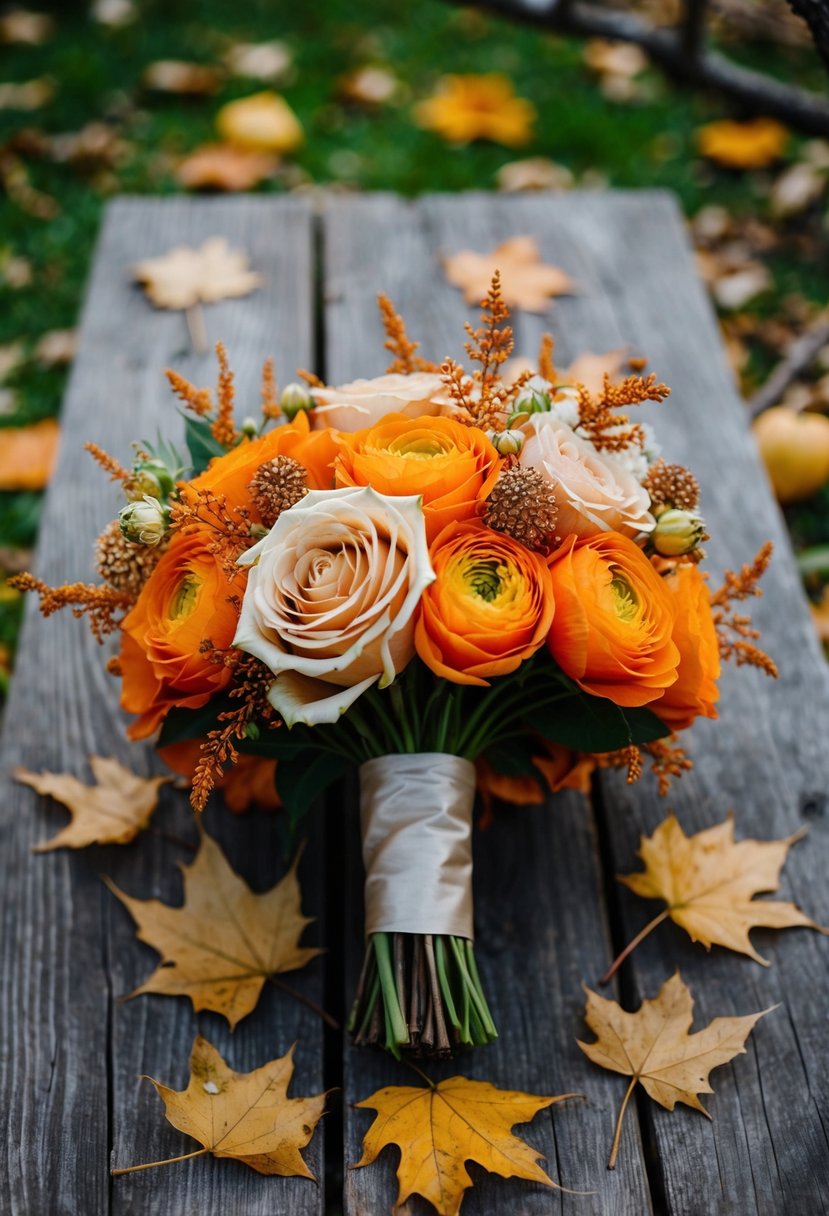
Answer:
[359,753,476,941]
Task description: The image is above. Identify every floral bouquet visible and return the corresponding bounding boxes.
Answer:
[18,276,775,1058]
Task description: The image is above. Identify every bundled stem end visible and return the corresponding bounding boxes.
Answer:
[348,931,497,1059]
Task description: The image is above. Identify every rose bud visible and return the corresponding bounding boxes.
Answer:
[652,507,706,557]
[119,495,167,547]
[280,381,313,420]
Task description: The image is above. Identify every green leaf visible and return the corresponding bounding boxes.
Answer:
[797,545,829,577]
[276,749,351,828]
[531,693,669,753]
[484,739,540,778]
[182,413,227,474]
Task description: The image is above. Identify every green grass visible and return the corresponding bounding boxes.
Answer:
[1,0,827,681]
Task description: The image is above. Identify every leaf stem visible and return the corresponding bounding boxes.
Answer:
[112,1147,208,1176]
[600,909,670,985]
[267,974,340,1029]
[608,1077,637,1170]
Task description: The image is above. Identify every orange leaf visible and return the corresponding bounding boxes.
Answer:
[414,74,535,147]
[177,143,278,192]
[444,236,575,313]
[0,418,59,489]
[355,1075,576,1215]
[216,91,303,154]
[696,117,789,170]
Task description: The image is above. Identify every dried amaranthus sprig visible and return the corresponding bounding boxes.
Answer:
[84,442,130,482]
[576,372,670,454]
[260,356,280,421]
[165,369,213,417]
[168,488,256,581]
[211,340,237,447]
[710,541,779,675]
[643,736,693,796]
[378,293,438,375]
[9,573,133,642]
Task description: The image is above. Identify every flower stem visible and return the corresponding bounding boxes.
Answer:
[599,909,670,985]
[373,932,409,1046]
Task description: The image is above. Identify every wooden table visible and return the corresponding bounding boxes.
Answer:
[2,192,828,1215]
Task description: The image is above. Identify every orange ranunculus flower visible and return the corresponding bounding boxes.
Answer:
[334,414,500,543]
[653,562,721,730]
[183,411,339,520]
[547,532,679,707]
[415,519,555,685]
[158,741,279,813]
[120,531,246,740]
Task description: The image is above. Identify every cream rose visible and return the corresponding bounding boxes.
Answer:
[310,372,444,432]
[520,416,655,539]
[233,486,435,726]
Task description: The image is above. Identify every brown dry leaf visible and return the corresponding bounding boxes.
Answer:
[610,813,824,971]
[2,253,32,288]
[338,65,399,106]
[113,1035,325,1177]
[444,237,576,313]
[0,417,59,489]
[216,91,303,154]
[0,152,59,218]
[579,972,772,1168]
[132,236,261,310]
[355,1076,575,1215]
[91,0,135,25]
[0,341,24,382]
[35,328,77,367]
[0,10,55,44]
[177,143,278,191]
[106,829,321,1027]
[14,755,168,850]
[696,117,789,169]
[142,60,221,95]
[495,156,574,193]
[224,40,293,83]
[50,122,128,172]
[770,161,827,219]
[0,77,54,110]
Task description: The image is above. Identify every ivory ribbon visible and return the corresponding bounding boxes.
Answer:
[359,753,476,940]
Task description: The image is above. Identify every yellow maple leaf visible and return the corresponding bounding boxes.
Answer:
[414,74,535,147]
[0,417,60,491]
[696,117,789,170]
[112,1035,326,1176]
[216,90,304,153]
[132,236,261,311]
[602,813,825,981]
[106,828,322,1028]
[355,1075,576,1215]
[444,236,575,314]
[14,755,168,850]
[579,972,772,1168]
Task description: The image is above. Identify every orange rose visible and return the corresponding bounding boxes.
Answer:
[653,562,720,730]
[547,532,679,707]
[334,414,500,542]
[183,412,339,520]
[120,532,246,739]
[158,741,279,813]
[415,519,555,685]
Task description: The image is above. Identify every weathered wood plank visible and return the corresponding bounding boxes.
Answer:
[0,196,327,1215]
[324,193,654,1215]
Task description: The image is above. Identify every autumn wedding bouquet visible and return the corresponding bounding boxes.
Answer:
[19,277,775,1059]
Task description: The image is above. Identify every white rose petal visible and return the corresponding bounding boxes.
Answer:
[309,372,445,432]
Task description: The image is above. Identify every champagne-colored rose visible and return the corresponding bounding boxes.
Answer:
[233,486,434,726]
[520,416,655,540]
[310,371,445,432]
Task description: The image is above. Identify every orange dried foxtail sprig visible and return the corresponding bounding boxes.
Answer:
[10,573,132,642]
[643,737,693,796]
[169,489,254,580]
[211,341,237,447]
[577,373,670,453]
[165,369,212,416]
[538,333,557,384]
[378,294,438,375]
[710,542,778,676]
[84,443,129,482]
[297,368,324,388]
[261,356,280,421]
[461,272,515,429]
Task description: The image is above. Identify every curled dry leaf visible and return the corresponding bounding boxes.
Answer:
[696,117,789,170]
[355,1075,576,1215]
[603,813,825,981]
[177,143,278,192]
[495,156,574,193]
[0,10,55,44]
[216,90,303,154]
[444,236,575,313]
[770,161,827,219]
[0,417,59,490]
[105,828,321,1027]
[338,65,399,106]
[132,236,261,310]
[414,74,536,147]
[224,40,293,83]
[579,972,772,1168]
[14,755,168,850]
[141,60,221,96]
[0,77,53,110]
[35,328,77,367]
[113,1035,326,1177]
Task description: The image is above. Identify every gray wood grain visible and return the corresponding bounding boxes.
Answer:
[0,196,326,1216]
[324,194,653,1216]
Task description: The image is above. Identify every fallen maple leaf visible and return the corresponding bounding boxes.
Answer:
[112,1035,325,1177]
[141,60,221,95]
[132,236,261,310]
[414,74,535,147]
[0,418,59,490]
[355,1075,575,1215]
[106,828,321,1027]
[224,40,293,83]
[579,971,772,1168]
[176,143,278,192]
[216,90,303,154]
[696,117,789,170]
[495,156,574,193]
[14,755,168,850]
[444,237,575,313]
[338,65,399,106]
[602,813,825,982]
